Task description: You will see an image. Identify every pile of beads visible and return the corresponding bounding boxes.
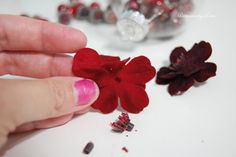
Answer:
[111,112,134,133]
[57,0,194,41]
[116,0,194,40]
[57,0,117,25]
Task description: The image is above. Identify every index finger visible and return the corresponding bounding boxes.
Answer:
[0,14,87,53]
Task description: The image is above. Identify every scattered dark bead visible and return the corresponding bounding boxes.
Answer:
[117,120,127,129]
[112,127,125,133]
[70,2,85,17]
[122,147,129,153]
[76,7,90,20]
[67,7,74,16]
[104,8,117,24]
[126,0,140,10]
[119,113,130,124]
[89,9,104,23]
[90,2,100,9]
[59,12,71,25]
[127,122,134,132]
[111,122,126,132]
[58,4,68,12]
[83,142,94,154]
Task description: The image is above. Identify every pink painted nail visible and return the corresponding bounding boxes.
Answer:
[74,79,97,106]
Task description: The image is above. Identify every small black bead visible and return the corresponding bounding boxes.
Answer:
[83,142,94,154]
[76,7,90,20]
[89,9,104,23]
[58,12,71,25]
[126,122,134,132]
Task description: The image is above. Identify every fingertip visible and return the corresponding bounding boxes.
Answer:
[61,25,87,51]
[41,22,87,53]
[71,28,87,50]
[0,15,87,53]
[73,79,99,107]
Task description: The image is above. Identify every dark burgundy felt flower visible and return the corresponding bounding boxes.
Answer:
[156,41,217,95]
[72,48,156,113]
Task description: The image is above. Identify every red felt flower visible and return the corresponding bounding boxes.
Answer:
[72,48,156,113]
[156,41,217,95]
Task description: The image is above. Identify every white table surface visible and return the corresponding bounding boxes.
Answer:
[0,0,236,157]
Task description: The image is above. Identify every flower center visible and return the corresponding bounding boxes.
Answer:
[115,76,122,83]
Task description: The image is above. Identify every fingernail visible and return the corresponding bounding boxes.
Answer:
[74,79,97,106]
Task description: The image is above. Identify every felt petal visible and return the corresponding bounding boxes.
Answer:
[168,77,194,95]
[96,73,116,87]
[156,67,176,85]
[181,63,201,77]
[193,62,217,82]
[100,55,121,63]
[72,48,102,79]
[100,56,129,74]
[157,67,177,79]
[170,47,187,64]
[188,41,212,62]
[92,86,118,113]
[119,83,149,113]
[156,77,172,85]
[119,56,156,85]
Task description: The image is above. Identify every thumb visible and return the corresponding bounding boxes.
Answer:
[0,77,99,134]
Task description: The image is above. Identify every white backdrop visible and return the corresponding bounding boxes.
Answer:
[0,0,236,157]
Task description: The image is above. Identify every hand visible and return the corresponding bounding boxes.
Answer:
[0,15,99,148]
